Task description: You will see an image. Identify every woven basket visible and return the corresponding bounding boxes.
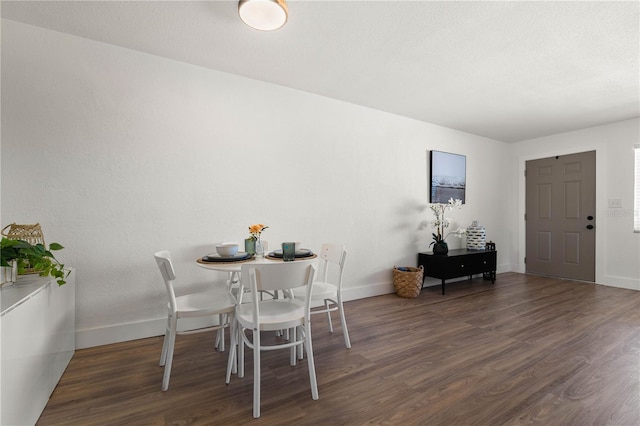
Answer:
[393,265,424,299]
[1,223,46,274]
[2,223,46,246]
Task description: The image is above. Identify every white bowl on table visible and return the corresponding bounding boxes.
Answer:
[216,243,239,257]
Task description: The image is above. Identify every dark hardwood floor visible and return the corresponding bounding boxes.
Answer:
[38,273,640,425]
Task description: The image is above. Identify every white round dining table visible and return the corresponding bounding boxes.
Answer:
[196,254,318,290]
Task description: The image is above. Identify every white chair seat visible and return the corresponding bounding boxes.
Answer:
[236,299,305,331]
[173,291,236,318]
[291,281,336,300]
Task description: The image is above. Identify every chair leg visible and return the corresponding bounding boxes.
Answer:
[303,323,319,400]
[215,316,221,349]
[226,315,237,384]
[159,315,171,366]
[272,292,284,338]
[298,334,304,360]
[216,314,226,352]
[290,327,297,366]
[325,299,334,333]
[253,329,261,418]
[338,298,351,349]
[238,327,245,379]
[161,316,178,391]
[230,315,238,375]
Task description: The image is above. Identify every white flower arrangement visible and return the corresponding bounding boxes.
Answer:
[429,198,465,249]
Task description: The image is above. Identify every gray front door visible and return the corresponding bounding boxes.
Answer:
[525,151,596,281]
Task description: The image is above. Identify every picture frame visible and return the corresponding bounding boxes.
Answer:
[429,150,466,203]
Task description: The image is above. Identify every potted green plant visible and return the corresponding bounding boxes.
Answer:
[0,237,68,285]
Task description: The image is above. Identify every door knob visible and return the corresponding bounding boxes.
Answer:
[586,224,594,230]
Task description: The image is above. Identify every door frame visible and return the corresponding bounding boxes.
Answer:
[515,144,606,283]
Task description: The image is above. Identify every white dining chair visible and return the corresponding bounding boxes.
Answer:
[291,243,351,349]
[226,261,318,418]
[154,250,236,391]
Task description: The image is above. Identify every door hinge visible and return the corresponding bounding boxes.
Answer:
[524,257,527,264]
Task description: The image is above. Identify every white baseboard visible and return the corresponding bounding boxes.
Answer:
[76,318,165,349]
[597,275,640,291]
[342,281,394,301]
[75,316,223,349]
[508,263,639,291]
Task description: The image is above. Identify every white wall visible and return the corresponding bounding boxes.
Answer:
[1,21,510,348]
[508,118,640,290]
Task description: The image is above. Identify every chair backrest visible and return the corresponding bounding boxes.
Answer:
[241,261,315,292]
[154,250,178,313]
[318,243,347,289]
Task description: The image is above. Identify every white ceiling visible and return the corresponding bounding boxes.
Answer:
[2,0,639,143]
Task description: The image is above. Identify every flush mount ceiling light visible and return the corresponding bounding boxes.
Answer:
[238,0,288,31]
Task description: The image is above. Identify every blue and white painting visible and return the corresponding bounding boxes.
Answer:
[430,150,466,203]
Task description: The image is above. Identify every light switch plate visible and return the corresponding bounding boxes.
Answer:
[608,198,623,208]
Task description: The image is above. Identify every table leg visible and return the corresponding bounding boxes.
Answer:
[441,279,445,295]
[227,271,239,290]
[227,271,241,300]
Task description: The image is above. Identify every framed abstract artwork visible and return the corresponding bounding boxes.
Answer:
[429,150,466,203]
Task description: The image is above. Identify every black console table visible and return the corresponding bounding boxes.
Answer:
[417,249,497,295]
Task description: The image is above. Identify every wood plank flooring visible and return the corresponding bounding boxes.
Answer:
[37,273,640,425]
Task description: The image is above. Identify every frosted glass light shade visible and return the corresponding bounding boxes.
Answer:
[238,0,288,31]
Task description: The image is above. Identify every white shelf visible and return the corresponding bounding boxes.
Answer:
[1,269,75,425]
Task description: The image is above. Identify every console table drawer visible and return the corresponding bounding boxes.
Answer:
[464,254,493,270]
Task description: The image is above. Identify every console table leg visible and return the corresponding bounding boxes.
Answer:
[441,279,445,295]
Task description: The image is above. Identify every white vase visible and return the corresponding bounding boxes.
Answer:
[466,221,486,250]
